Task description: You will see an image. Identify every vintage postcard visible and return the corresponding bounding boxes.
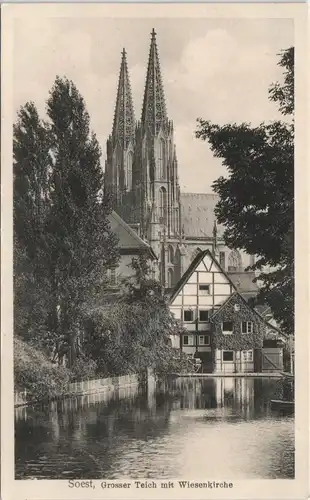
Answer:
[1,2,309,500]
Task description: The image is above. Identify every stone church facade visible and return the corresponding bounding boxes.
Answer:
[104,29,256,292]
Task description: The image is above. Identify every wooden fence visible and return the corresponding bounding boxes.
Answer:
[68,374,139,395]
[14,373,140,407]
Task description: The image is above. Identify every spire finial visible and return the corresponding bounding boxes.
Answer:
[151,28,156,38]
[122,48,126,57]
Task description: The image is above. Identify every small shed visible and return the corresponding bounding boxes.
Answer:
[261,339,285,372]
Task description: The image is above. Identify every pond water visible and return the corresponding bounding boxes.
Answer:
[15,377,294,480]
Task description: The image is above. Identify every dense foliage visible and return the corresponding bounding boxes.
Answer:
[14,77,119,366]
[196,47,294,335]
[83,255,191,378]
[14,78,190,392]
[14,337,71,399]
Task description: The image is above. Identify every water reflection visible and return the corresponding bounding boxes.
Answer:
[15,377,294,480]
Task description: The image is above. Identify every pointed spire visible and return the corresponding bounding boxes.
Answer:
[112,48,135,147]
[141,29,167,135]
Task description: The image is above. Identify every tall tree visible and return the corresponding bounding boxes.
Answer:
[13,79,120,363]
[45,76,119,365]
[13,102,52,344]
[196,47,294,335]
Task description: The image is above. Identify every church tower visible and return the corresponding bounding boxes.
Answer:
[105,49,136,223]
[135,29,183,287]
[105,31,183,287]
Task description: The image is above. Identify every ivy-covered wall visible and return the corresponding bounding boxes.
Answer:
[210,293,265,350]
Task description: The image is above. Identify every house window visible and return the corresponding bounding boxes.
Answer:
[108,268,118,286]
[222,321,233,334]
[183,310,194,322]
[199,310,209,322]
[183,335,194,346]
[222,351,234,362]
[199,284,210,294]
[241,321,253,334]
[242,350,253,362]
[234,304,241,312]
[219,252,226,269]
[198,335,210,346]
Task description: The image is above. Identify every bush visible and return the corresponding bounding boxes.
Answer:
[83,294,192,378]
[14,337,71,400]
[70,356,97,382]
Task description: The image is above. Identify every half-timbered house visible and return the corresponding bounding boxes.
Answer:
[169,249,282,374]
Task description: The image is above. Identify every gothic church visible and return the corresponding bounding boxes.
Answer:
[104,29,257,295]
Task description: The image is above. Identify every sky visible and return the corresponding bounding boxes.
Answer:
[13,17,293,193]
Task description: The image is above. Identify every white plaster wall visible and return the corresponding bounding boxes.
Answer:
[183,346,196,356]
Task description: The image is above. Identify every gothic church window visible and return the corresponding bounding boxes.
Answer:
[167,268,174,288]
[159,139,165,179]
[168,245,174,264]
[174,247,181,283]
[126,152,133,191]
[115,164,120,190]
[159,187,167,224]
[228,250,242,272]
[219,251,226,269]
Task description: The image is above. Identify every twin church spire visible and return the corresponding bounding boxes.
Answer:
[112,28,168,143]
[106,29,181,247]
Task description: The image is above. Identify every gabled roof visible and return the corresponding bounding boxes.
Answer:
[169,248,287,338]
[209,291,288,338]
[169,248,239,303]
[180,193,225,239]
[108,211,157,259]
